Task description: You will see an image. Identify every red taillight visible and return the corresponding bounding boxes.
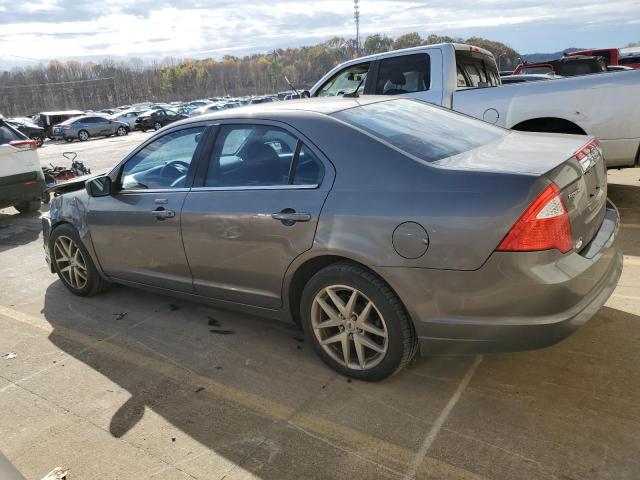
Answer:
[574,138,600,161]
[497,183,572,254]
[9,139,37,151]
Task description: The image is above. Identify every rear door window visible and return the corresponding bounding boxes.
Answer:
[374,53,430,95]
[455,50,500,88]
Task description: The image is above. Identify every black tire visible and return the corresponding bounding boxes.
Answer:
[14,200,41,214]
[116,126,127,136]
[31,135,44,147]
[153,121,162,131]
[78,129,89,142]
[49,224,109,297]
[140,127,146,133]
[300,262,417,381]
[65,137,74,143]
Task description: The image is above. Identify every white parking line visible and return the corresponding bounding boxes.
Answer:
[405,354,483,479]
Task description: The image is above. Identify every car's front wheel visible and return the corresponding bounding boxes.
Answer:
[50,224,108,296]
[153,121,162,131]
[301,263,417,381]
[78,130,89,142]
[116,126,127,136]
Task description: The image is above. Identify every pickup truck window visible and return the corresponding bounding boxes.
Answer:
[455,50,500,89]
[316,63,369,97]
[375,53,430,95]
[333,99,505,163]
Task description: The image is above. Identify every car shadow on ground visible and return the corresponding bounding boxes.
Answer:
[0,206,46,254]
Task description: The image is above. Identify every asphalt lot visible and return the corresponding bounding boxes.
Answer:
[1,135,640,479]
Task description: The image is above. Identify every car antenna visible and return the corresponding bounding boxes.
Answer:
[284,76,300,97]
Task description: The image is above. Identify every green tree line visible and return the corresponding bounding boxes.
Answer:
[0,32,520,116]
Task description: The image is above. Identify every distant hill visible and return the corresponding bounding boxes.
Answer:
[521,48,583,63]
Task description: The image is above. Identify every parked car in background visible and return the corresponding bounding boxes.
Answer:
[193,104,225,116]
[619,53,640,68]
[42,97,621,380]
[249,96,275,105]
[134,109,187,131]
[566,48,640,69]
[500,73,562,84]
[51,115,129,142]
[111,110,145,130]
[37,110,84,138]
[310,43,640,167]
[0,115,46,213]
[6,118,46,146]
[513,55,608,76]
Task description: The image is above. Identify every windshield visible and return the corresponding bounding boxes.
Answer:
[333,99,505,163]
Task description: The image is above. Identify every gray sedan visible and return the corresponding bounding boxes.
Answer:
[51,115,129,142]
[41,97,622,381]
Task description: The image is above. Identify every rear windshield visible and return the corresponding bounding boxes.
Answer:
[455,50,500,89]
[332,99,505,163]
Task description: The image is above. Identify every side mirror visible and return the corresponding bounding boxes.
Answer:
[301,90,311,98]
[86,176,112,197]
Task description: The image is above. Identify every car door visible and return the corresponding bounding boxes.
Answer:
[87,125,208,292]
[181,121,334,309]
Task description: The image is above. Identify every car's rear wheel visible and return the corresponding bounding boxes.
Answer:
[153,121,162,131]
[50,224,108,296]
[116,126,127,136]
[78,130,89,142]
[65,138,74,143]
[301,263,417,381]
[14,200,41,214]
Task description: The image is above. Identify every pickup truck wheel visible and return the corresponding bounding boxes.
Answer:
[78,130,89,142]
[301,263,417,381]
[14,200,41,214]
[50,224,109,297]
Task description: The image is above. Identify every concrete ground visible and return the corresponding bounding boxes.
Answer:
[1,138,639,479]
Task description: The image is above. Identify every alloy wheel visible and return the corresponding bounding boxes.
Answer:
[79,130,89,141]
[53,235,88,289]
[117,126,126,136]
[311,285,388,370]
[154,122,162,130]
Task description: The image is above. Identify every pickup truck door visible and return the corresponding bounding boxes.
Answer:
[369,50,444,106]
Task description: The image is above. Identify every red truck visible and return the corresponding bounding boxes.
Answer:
[566,48,640,69]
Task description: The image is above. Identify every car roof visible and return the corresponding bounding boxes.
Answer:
[194,96,388,121]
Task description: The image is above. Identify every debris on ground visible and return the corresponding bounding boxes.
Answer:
[194,387,205,393]
[2,353,16,359]
[112,312,127,320]
[293,336,304,343]
[40,467,68,480]
[207,316,220,327]
[209,329,234,335]
[169,304,180,311]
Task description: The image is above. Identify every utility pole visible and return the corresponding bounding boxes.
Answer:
[354,0,360,56]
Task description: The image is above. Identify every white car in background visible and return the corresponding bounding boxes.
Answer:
[0,116,46,213]
[110,110,145,130]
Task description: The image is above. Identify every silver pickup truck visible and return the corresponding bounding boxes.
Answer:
[309,43,640,168]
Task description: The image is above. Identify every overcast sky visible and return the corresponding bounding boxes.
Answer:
[1,0,639,65]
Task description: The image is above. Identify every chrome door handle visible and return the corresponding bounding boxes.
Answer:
[271,211,311,225]
[151,208,175,219]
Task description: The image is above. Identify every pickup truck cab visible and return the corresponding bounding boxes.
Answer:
[310,43,640,168]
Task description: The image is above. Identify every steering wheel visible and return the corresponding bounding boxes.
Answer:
[160,160,190,180]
